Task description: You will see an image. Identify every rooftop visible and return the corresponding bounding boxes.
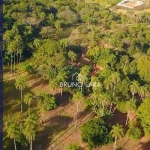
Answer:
[117,0,144,9]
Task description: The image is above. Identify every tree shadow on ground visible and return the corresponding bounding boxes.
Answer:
[55,92,72,106]
[111,110,127,128]
[35,115,73,150]
[47,112,94,150]
[46,115,73,128]
[34,124,61,150]
[29,78,45,89]
[4,79,34,114]
[43,102,73,124]
[77,109,92,123]
[137,141,150,150]
[116,147,125,150]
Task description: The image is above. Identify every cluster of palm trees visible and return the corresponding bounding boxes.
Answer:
[5,113,38,150]
[38,92,58,123]
[15,77,27,113]
[5,76,37,150]
[11,57,149,150]
[7,73,60,149]
[130,80,149,101]
[4,27,23,75]
[72,91,84,127]
[111,124,125,150]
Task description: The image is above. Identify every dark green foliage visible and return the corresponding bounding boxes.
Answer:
[39,93,57,111]
[17,133,29,148]
[137,55,150,82]
[81,118,113,148]
[116,101,127,113]
[126,127,142,141]
[23,63,34,74]
[31,40,68,80]
[87,47,117,67]
[137,98,150,138]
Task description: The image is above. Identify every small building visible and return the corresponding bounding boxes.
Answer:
[117,0,144,9]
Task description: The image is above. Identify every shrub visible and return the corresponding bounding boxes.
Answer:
[38,93,57,111]
[22,63,34,74]
[126,126,142,141]
[81,118,113,148]
[116,101,127,113]
[65,143,82,150]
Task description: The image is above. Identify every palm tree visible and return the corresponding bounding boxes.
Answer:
[39,12,46,26]
[72,91,84,127]
[23,113,38,150]
[92,93,111,117]
[111,124,125,150]
[130,80,140,100]
[49,13,54,26]
[138,85,149,100]
[33,39,40,48]
[77,65,91,92]
[24,25,32,42]
[15,77,26,113]
[59,38,68,48]
[24,93,34,116]
[125,100,136,125]
[6,122,20,150]
[55,20,61,31]
[99,93,111,116]
[13,43,17,73]
[12,25,19,35]
[3,30,12,44]
[49,79,59,95]
[68,51,77,62]
[80,65,91,75]
[38,93,45,123]
[103,77,113,92]
[57,71,68,99]
[77,73,87,92]
[110,72,121,97]
[15,34,22,64]
[91,76,103,99]
[7,41,16,75]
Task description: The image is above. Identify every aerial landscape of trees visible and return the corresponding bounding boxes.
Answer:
[3,0,150,149]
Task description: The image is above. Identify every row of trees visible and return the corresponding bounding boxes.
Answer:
[81,117,143,149]
[5,113,38,150]
[5,75,58,149]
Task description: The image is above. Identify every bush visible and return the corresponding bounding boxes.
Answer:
[22,63,34,74]
[116,101,127,113]
[81,118,113,148]
[65,143,82,150]
[126,127,142,141]
[38,93,57,111]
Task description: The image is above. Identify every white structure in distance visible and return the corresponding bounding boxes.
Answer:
[117,0,144,9]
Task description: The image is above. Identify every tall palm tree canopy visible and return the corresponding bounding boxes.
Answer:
[130,80,140,96]
[23,113,38,141]
[15,77,26,90]
[6,123,20,140]
[111,124,124,139]
[125,100,136,112]
[72,91,84,103]
[24,93,33,105]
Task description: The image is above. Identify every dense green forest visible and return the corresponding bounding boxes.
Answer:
[3,0,150,150]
